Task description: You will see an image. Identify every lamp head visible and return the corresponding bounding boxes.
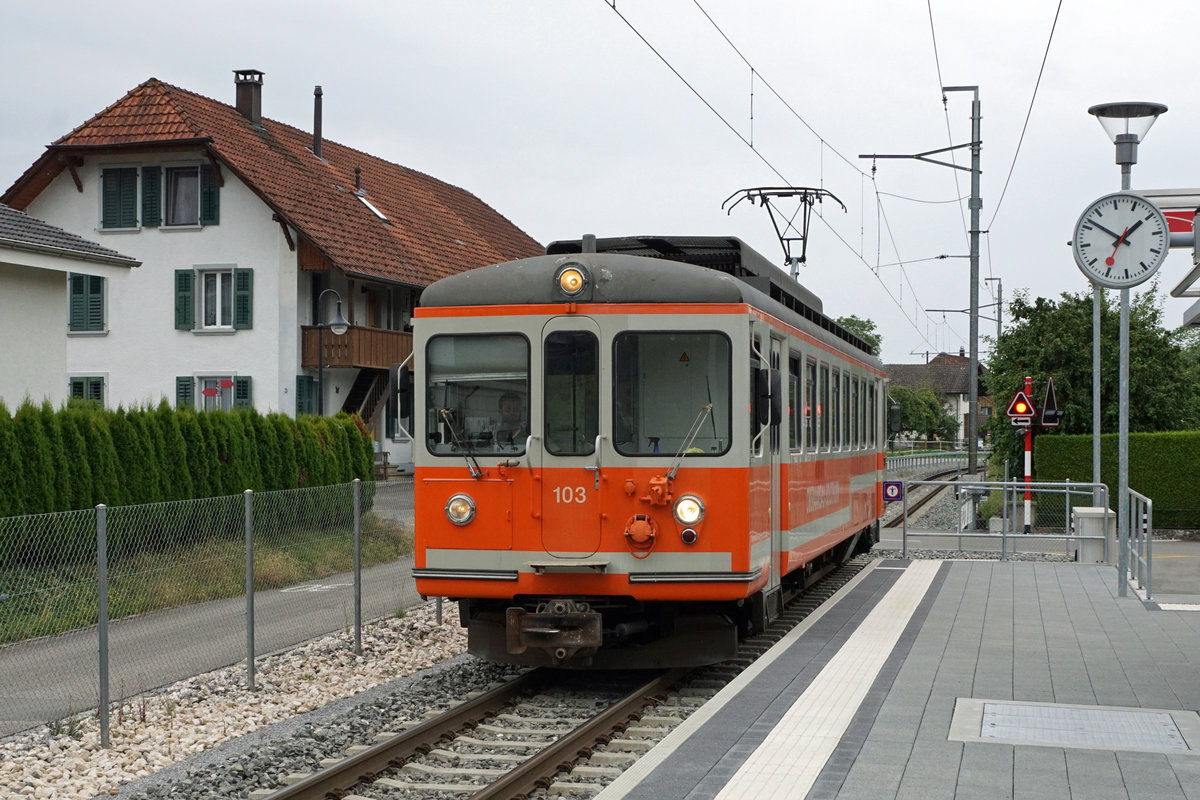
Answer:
[1088,101,1168,143]
[329,300,350,336]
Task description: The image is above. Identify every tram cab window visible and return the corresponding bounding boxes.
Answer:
[544,331,598,456]
[425,334,529,455]
[614,331,731,457]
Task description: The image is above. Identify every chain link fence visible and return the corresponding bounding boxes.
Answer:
[0,478,418,743]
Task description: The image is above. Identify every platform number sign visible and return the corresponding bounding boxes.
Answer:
[882,481,904,503]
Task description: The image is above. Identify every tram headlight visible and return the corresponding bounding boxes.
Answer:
[445,493,476,526]
[555,263,588,297]
[673,494,705,526]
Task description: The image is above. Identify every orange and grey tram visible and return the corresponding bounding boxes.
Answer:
[410,235,885,668]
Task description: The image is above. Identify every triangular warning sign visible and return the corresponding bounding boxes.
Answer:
[1041,376,1064,427]
[1006,390,1035,419]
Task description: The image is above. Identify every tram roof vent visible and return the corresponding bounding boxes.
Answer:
[581,233,597,253]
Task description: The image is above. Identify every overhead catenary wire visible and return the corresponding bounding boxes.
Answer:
[605,1,1025,355]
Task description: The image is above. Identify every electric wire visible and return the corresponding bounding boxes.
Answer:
[605,1,970,353]
[986,0,1063,230]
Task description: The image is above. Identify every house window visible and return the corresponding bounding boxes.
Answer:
[165,166,201,226]
[68,273,104,332]
[69,376,104,404]
[175,267,253,330]
[101,167,138,229]
[176,375,252,410]
[202,270,233,327]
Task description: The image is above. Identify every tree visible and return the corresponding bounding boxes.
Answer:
[888,384,957,441]
[983,285,1200,471]
[836,314,882,356]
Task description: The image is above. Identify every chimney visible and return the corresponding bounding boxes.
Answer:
[959,346,965,358]
[313,85,323,158]
[234,69,265,125]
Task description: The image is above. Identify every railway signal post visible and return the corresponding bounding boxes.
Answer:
[1006,377,1036,533]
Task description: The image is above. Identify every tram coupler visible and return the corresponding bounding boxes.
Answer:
[505,599,602,661]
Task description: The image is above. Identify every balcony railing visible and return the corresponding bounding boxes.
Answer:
[300,325,412,370]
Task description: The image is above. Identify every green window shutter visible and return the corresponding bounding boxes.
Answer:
[296,375,314,415]
[200,164,220,225]
[233,376,252,409]
[69,274,87,331]
[101,167,138,229]
[68,274,104,331]
[175,270,194,330]
[86,377,104,403]
[141,166,161,227]
[69,377,85,400]
[176,376,194,409]
[232,268,253,329]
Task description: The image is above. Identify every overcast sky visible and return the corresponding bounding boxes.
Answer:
[3,0,1198,363]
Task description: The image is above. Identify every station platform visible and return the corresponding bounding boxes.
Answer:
[596,559,1200,799]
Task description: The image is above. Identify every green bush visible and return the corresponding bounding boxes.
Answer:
[1036,430,1200,528]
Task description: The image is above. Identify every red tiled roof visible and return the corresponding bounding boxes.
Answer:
[4,78,542,286]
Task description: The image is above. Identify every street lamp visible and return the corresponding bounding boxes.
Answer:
[316,288,350,416]
[1087,101,1166,595]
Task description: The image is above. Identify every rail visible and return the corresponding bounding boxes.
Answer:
[1124,489,1154,601]
[896,479,1110,561]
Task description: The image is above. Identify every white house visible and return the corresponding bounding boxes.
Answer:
[1,70,542,468]
[0,203,139,410]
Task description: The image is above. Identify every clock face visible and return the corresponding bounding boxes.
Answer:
[1072,192,1169,289]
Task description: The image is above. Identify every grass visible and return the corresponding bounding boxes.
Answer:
[0,511,412,646]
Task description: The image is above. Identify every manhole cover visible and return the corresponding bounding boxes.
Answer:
[980,702,1188,750]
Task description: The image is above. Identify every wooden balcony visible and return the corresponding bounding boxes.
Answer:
[300,325,412,370]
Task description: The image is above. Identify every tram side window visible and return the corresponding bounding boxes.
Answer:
[831,369,841,450]
[544,330,598,456]
[426,334,529,456]
[805,358,817,452]
[851,376,860,448]
[788,354,801,451]
[869,382,878,447]
[843,372,851,449]
[820,362,831,450]
[614,331,731,457]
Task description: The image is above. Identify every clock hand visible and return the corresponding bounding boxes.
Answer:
[1123,219,1144,238]
[1105,227,1130,266]
[1088,219,1126,241]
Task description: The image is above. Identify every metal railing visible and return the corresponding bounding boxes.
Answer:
[1124,488,1154,600]
[885,449,991,473]
[896,479,1110,561]
[0,478,417,745]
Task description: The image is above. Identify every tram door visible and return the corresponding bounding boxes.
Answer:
[539,317,603,558]
[769,337,784,592]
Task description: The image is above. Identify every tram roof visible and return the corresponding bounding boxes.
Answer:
[420,235,876,358]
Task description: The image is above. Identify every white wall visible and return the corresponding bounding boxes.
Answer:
[0,262,67,408]
[25,150,298,413]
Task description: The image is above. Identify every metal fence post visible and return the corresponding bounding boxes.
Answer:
[901,480,909,558]
[353,478,362,656]
[97,504,109,749]
[245,489,255,691]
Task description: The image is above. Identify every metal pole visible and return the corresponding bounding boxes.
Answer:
[1093,286,1102,505]
[968,89,982,479]
[1024,375,1032,533]
[353,479,362,656]
[317,322,324,416]
[97,504,109,749]
[1118,288,1129,596]
[901,480,909,558]
[245,489,255,689]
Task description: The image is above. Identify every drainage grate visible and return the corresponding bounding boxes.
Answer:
[950,699,1200,754]
[981,703,1188,751]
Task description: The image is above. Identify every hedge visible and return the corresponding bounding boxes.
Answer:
[0,400,375,519]
[1035,430,1200,528]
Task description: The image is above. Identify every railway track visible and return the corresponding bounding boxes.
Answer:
[258,557,872,800]
[881,467,974,528]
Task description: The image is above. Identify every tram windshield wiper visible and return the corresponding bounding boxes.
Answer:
[667,404,713,479]
[440,408,483,478]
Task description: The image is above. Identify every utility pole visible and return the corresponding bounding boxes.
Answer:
[985,277,1002,342]
[861,85,982,475]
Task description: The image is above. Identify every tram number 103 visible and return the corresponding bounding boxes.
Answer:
[552,486,588,504]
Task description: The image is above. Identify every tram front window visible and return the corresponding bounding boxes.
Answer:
[614,331,731,456]
[426,334,529,455]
